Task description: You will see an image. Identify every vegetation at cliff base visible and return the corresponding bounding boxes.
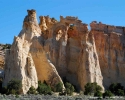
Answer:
[109,83,124,96]
[103,83,125,98]
[103,90,114,98]
[65,82,75,95]
[94,91,102,97]
[6,79,22,95]
[84,82,125,98]
[37,81,52,95]
[84,82,102,96]
[55,82,63,92]
[1,78,125,99]
[27,86,37,94]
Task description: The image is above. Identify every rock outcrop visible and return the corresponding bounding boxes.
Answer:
[90,21,125,88]
[0,44,11,78]
[0,52,4,70]
[0,44,10,70]
[3,10,63,94]
[39,16,125,91]
[40,16,104,91]
[3,9,125,93]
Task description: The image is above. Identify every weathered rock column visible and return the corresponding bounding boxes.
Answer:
[3,9,64,94]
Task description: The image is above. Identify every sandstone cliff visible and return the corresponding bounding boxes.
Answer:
[3,9,125,93]
[0,44,11,70]
[90,21,125,88]
[39,15,125,91]
[0,52,4,70]
[39,16,103,91]
[3,10,63,94]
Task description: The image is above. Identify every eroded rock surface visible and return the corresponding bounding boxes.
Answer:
[0,44,8,70]
[3,10,63,94]
[90,21,125,88]
[3,10,125,93]
[40,16,104,91]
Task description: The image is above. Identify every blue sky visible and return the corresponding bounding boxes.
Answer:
[0,0,125,44]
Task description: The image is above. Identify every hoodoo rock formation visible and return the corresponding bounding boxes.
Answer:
[3,10,63,94]
[3,9,125,94]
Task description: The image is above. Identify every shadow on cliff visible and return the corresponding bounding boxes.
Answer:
[0,78,3,93]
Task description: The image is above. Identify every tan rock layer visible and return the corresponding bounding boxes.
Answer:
[3,10,125,93]
[90,20,125,89]
[3,10,64,94]
[40,16,104,91]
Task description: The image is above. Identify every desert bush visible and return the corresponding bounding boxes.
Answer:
[117,89,124,96]
[2,44,11,50]
[65,82,75,95]
[27,86,37,94]
[103,90,114,98]
[94,91,102,97]
[7,79,22,94]
[37,81,52,95]
[55,82,63,92]
[84,82,102,96]
[109,83,124,96]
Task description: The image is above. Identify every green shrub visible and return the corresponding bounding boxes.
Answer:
[37,81,52,95]
[103,90,114,98]
[94,91,102,97]
[117,89,124,96]
[65,82,75,95]
[109,83,124,96]
[84,82,102,96]
[15,94,19,98]
[2,44,11,50]
[27,86,37,94]
[7,79,22,94]
[55,82,63,92]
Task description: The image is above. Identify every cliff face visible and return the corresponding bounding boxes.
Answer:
[0,44,10,70]
[90,22,125,88]
[39,15,125,91]
[40,16,103,91]
[0,49,4,70]
[3,10,63,94]
[3,9,125,93]
[0,44,11,79]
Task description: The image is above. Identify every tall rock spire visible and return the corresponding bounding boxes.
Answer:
[3,10,64,94]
